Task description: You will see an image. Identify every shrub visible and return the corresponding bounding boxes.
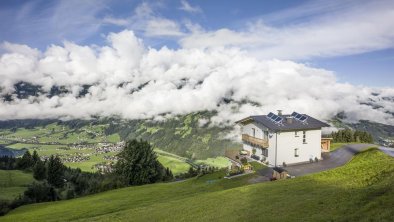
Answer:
[240,157,248,165]
[0,200,10,216]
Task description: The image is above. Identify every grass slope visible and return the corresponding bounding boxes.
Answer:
[0,170,35,201]
[157,155,190,175]
[3,149,393,221]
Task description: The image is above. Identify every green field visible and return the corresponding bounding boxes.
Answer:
[194,157,231,168]
[157,155,191,175]
[2,148,393,221]
[0,170,35,201]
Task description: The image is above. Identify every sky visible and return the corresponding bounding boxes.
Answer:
[1,0,393,87]
[0,0,393,125]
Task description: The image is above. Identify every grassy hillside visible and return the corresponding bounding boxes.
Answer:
[0,170,35,201]
[3,148,393,221]
[0,114,236,173]
[105,112,240,159]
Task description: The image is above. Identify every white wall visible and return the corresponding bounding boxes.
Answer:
[240,122,322,166]
[241,122,268,139]
[275,129,322,165]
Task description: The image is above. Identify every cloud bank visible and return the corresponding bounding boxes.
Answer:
[0,30,393,126]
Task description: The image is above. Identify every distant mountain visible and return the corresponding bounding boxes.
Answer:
[0,112,239,159]
[0,145,27,157]
[330,117,394,146]
[1,82,394,154]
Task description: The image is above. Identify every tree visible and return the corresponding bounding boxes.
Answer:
[32,150,40,165]
[33,160,47,181]
[114,139,166,185]
[24,181,56,203]
[17,151,34,170]
[47,155,65,188]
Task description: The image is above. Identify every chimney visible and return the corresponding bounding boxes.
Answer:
[286,116,293,124]
[277,110,283,116]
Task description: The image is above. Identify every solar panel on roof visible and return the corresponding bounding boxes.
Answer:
[299,116,307,121]
[271,114,278,121]
[267,112,275,118]
[275,116,283,123]
[295,114,302,119]
[291,112,298,117]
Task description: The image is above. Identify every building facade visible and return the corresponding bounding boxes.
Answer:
[236,111,329,166]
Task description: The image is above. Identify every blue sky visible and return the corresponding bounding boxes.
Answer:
[1,0,393,87]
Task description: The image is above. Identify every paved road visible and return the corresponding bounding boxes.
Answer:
[282,144,390,177]
[379,146,394,157]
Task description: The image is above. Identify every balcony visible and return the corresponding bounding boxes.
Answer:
[242,134,269,148]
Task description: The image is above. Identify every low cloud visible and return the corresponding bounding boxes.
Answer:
[0,30,393,126]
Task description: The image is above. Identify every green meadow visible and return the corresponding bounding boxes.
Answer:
[2,148,393,221]
[0,170,35,201]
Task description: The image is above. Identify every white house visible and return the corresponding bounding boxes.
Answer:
[236,110,329,166]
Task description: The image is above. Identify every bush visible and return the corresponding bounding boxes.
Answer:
[227,166,244,176]
[24,182,57,203]
[0,200,10,216]
[240,157,248,165]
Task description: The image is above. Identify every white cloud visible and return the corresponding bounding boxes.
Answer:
[180,0,394,60]
[145,18,185,37]
[179,0,202,14]
[0,0,106,46]
[0,30,393,126]
[103,2,185,38]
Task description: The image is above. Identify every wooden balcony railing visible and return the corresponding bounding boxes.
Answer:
[242,134,269,148]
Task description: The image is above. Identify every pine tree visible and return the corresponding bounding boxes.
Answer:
[114,139,165,185]
[47,155,65,188]
[32,150,40,165]
[17,150,34,169]
[33,160,47,181]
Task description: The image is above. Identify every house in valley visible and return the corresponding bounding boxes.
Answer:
[236,110,329,167]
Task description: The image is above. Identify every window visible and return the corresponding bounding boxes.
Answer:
[262,149,268,157]
[294,148,299,157]
[303,131,306,143]
[295,131,299,137]
[252,128,255,137]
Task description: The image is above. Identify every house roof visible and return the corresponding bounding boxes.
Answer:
[236,113,330,131]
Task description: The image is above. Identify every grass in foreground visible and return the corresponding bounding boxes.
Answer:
[3,148,393,222]
[0,170,35,201]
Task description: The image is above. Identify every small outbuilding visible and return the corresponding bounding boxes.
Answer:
[272,167,288,180]
[321,138,333,152]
